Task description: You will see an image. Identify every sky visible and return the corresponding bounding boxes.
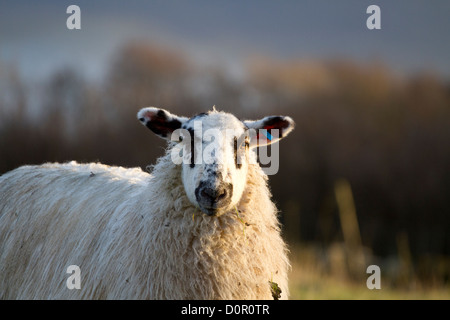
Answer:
[1,0,449,82]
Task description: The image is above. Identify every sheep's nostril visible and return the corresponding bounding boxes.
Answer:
[201,188,214,201]
[200,187,227,203]
[217,189,227,200]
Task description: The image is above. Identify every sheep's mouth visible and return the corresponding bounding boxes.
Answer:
[198,205,227,217]
[200,207,219,217]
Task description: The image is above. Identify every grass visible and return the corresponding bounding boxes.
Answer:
[287,181,450,300]
[288,245,450,300]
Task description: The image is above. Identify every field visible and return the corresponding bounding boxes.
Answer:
[288,246,450,300]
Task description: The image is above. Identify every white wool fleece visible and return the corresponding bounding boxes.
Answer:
[0,153,290,299]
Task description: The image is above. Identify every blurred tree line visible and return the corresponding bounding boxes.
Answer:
[1,42,449,283]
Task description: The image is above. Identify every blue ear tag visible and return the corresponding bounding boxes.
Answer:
[263,130,273,141]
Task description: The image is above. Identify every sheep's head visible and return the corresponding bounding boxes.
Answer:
[138,107,294,217]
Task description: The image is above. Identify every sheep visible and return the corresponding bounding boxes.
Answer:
[0,107,295,299]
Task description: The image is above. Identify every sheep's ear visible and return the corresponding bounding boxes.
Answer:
[137,107,188,140]
[244,116,295,147]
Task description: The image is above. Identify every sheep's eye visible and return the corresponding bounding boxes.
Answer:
[239,137,249,149]
[244,138,249,149]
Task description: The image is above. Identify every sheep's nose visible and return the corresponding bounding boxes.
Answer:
[195,181,233,215]
[200,186,228,203]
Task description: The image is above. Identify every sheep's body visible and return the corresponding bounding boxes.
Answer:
[0,152,289,299]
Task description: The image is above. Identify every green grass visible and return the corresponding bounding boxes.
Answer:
[290,274,450,300]
[288,246,450,300]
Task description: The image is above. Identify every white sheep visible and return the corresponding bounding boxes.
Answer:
[0,107,295,299]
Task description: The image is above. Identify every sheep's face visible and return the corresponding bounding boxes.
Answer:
[138,107,294,217]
